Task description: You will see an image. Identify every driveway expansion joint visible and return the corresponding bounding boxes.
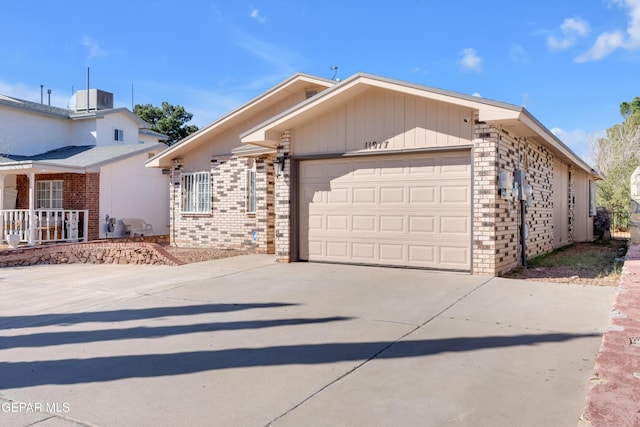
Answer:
[266,277,494,426]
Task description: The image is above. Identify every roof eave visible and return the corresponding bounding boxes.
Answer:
[148,73,336,167]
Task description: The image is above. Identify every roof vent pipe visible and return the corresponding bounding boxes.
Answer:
[86,67,90,113]
[47,89,51,106]
[40,85,44,104]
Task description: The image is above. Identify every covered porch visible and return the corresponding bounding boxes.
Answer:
[0,160,94,246]
[2,208,88,245]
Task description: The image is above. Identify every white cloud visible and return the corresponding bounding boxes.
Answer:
[576,30,626,62]
[547,17,590,50]
[250,8,266,23]
[576,0,640,61]
[82,36,107,60]
[510,44,530,63]
[459,48,482,72]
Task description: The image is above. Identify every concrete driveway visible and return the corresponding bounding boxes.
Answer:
[0,255,615,427]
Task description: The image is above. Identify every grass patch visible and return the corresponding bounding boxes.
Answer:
[502,239,629,285]
[528,241,627,269]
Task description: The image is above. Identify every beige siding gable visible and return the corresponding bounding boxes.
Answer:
[181,88,321,170]
[294,87,474,155]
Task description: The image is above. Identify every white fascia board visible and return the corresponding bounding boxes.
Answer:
[0,161,85,174]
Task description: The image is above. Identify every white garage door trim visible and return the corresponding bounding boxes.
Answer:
[298,151,472,271]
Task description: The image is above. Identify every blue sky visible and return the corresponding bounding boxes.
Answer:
[2,1,639,162]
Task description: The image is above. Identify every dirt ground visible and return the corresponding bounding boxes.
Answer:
[160,246,248,264]
[162,241,627,287]
[502,240,627,286]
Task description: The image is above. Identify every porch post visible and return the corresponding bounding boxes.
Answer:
[28,172,35,245]
[0,174,5,210]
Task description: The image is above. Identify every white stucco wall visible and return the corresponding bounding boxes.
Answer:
[0,105,71,155]
[99,151,170,238]
[95,112,144,146]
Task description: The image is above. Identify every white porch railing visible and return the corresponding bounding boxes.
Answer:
[1,209,89,244]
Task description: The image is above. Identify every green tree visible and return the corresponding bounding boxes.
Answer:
[597,157,640,213]
[134,102,199,146]
[620,96,640,119]
[593,97,640,213]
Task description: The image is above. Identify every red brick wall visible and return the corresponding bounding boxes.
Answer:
[15,173,100,241]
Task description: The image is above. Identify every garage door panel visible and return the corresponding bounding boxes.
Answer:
[352,243,376,261]
[380,160,406,175]
[351,161,376,177]
[326,241,348,258]
[409,216,436,233]
[409,186,436,203]
[440,216,469,234]
[308,214,323,230]
[380,187,405,203]
[353,187,376,203]
[379,244,405,263]
[299,152,471,270]
[352,215,376,232]
[408,245,436,263]
[440,186,469,203]
[300,162,326,180]
[327,188,350,204]
[307,241,324,257]
[409,164,437,176]
[380,216,405,232]
[441,155,471,172]
[439,246,469,266]
[327,215,349,231]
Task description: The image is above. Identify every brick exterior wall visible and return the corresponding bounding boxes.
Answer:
[16,173,100,241]
[163,124,579,276]
[275,131,292,262]
[472,123,558,275]
[169,155,275,253]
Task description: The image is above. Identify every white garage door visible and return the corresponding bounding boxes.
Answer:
[298,151,471,270]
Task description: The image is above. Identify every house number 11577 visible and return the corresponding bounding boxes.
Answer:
[364,140,389,149]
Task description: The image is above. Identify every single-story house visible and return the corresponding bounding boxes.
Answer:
[0,89,170,244]
[146,72,599,275]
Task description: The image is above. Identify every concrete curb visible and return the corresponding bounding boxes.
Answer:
[581,244,640,426]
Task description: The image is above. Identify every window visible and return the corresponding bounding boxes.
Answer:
[246,168,256,214]
[589,181,597,217]
[36,180,63,209]
[114,129,124,142]
[181,172,211,214]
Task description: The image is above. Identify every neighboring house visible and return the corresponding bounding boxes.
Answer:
[0,89,169,244]
[146,72,599,275]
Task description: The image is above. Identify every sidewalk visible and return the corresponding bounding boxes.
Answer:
[581,243,640,426]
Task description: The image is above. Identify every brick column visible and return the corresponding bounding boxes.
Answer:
[472,121,499,275]
[256,157,276,254]
[169,159,183,246]
[275,131,291,262]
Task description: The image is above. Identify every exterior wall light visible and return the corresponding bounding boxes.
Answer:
[274,154,288,177]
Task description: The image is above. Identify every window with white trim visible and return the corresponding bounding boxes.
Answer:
[36,180,63,209]
[246,168,257,214]
[181,172,211,214]
[589,181,597,217]
[114,129,124,142]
